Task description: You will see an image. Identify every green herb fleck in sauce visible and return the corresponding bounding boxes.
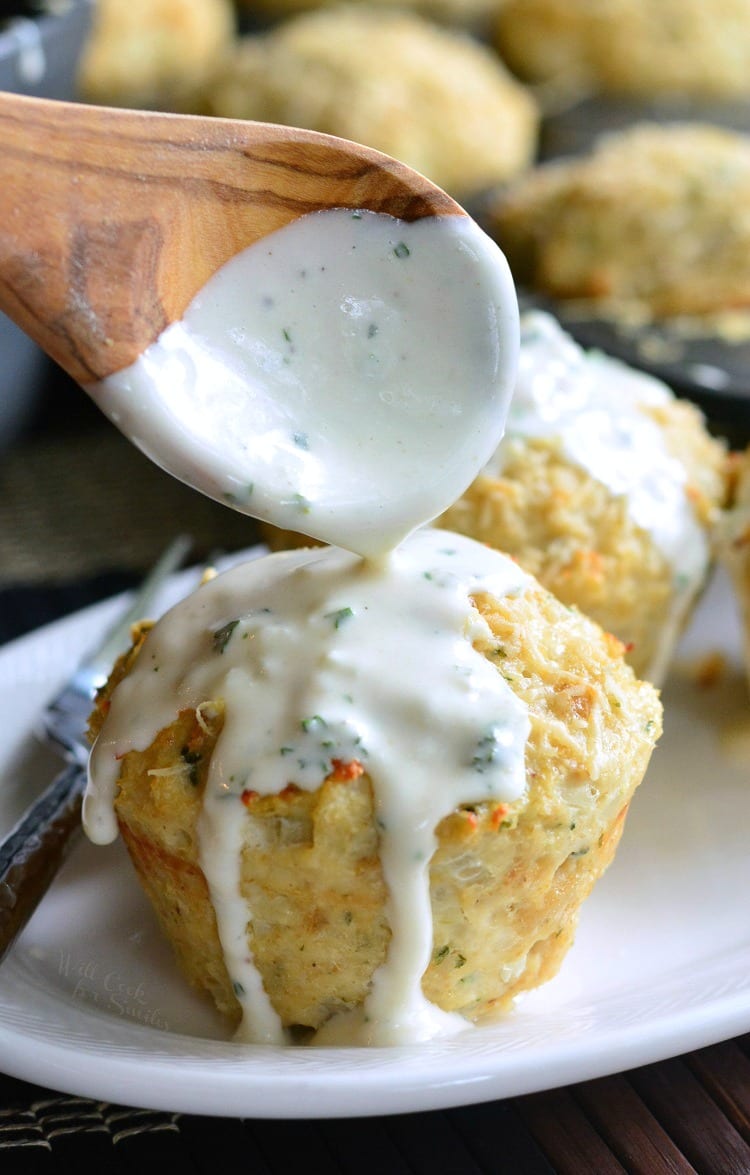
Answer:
[471,726,507,774]
[301,715,327,733]
[325,606,354,629]
[212,619,240,654]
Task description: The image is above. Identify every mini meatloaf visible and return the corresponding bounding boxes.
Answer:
[203,6,539,198]
[494,0,750,100]
[485,123,750,320]
[717,446,750,691]
[78,0,236,110]
[86,530,661,1043]
[438,313,727,683]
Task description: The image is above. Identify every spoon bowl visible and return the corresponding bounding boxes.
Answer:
[0,92,463,385]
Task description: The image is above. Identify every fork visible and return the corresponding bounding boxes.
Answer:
[0,535,192,964]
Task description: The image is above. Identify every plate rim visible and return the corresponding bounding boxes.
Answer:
[1,552,749,1118]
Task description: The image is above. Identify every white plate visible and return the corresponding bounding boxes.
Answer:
[1,552,749,1120]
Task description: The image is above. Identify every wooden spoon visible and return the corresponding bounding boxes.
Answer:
[0,92,462,386]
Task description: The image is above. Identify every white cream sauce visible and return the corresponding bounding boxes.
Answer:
[487,311,710,684]
[85,528,531,1045]
[89,208,519,559]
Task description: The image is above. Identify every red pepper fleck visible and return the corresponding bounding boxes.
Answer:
[241,789,258,807]
[330,759,365,782]
[280,783,301,798]
[465,811,479,830]
[491,803,509,830]
[603,631,628,658]
[586,550,603,574]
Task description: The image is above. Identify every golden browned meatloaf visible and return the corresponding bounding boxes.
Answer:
[203,6,539,198]
[78,0,236,111]
[717,446,750,691]
[486,123,750,321]
[438,316,727,684]
[236,0,502,23]
[89,548,661,1037]
[494,0,750,99]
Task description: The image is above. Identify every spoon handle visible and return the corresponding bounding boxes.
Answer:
[0,92,460,385]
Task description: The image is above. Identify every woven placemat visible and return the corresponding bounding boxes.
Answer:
[0,426,262,586]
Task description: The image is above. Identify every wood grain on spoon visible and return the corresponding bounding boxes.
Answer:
[0,92,463,386]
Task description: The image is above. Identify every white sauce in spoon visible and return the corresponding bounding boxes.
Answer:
[89,209,519,558]
[85,528,531,1045]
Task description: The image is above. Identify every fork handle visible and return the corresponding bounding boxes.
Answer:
[0,763,85,964]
